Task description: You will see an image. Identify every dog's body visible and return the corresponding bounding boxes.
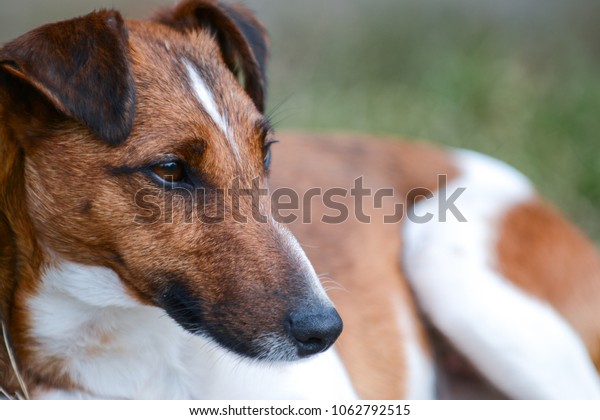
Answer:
[1,1,599,400]
[275,133,600,399]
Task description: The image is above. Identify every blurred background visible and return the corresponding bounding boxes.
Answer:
[1,0,599,241]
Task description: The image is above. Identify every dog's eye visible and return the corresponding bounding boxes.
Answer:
[151,161,186,183]
[264,148,272,169]
[263,140,278,171]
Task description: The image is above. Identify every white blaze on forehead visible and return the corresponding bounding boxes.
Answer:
[183,59,241,163]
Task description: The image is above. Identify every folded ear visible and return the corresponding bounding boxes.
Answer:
[0,10,136,145]
[152,0,269,113]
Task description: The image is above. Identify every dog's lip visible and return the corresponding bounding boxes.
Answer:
[157,282,207,334]
[156,282,306,361]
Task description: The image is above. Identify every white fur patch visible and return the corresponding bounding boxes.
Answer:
[30,261,200,398]
[28,258,354,399]
[403,149,600,399]
[184,59,240,162]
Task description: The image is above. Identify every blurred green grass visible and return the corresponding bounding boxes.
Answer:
[256,0,600,242]
[1,0,599,241]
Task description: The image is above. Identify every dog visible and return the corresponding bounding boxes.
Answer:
[1,0,599,399]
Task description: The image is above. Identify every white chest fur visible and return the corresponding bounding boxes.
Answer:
[28,260,357,399]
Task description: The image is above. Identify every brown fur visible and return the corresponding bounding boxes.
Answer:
[0,62,84,395]
[271,132,458,398]
[0,10,135,145]
[0,199,20,394]
[497,198,600,369]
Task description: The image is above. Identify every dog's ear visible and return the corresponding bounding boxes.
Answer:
[0,10,136,145]
[153,0,269,113]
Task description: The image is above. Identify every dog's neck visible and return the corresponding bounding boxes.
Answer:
[22,254,204,398]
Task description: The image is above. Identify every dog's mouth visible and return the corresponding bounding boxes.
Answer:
[157,282,207,335]
[157,282,342,362]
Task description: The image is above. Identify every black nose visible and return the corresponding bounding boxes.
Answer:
[287,307,343,357]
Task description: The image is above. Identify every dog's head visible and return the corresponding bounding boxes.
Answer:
[0,0,341,361]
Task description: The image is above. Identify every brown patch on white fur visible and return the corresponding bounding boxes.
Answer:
[271,132,458,398]
[497,198,600,369]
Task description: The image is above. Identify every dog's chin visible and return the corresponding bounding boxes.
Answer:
[156,282,303,362]
[173,318,303,363]
[248,334,310,363]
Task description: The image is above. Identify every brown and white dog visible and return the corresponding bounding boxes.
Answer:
[0,0,599,400]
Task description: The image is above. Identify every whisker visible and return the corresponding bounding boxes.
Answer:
[298,242,319,249]
[0,387,14,400]
[2,322,30,400]
[265,94,294,129]
[319,279,349,294]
